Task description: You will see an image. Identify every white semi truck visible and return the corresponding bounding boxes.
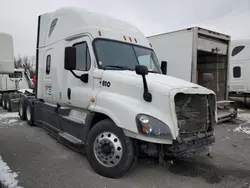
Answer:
[0,68,34,111]
[18,7,217,178]
[228,39,250,107]
[147,27,238,123]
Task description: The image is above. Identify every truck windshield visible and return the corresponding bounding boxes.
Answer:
[93,39,161,73]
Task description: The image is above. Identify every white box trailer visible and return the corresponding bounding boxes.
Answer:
[0,33,14,74]
[228,39,250,107]
[147,27,237,123]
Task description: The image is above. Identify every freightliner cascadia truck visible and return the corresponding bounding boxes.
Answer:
[18,7,217,178]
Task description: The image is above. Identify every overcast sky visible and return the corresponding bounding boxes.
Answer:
[0,0,250,56]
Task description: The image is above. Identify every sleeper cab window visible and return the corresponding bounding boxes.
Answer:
[231,45,245,56]
[74,42,91,71]
[233,66,241,78]
[48,18,58,37]
[46,55,51,75]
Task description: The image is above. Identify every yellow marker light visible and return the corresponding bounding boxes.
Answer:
[90,98,95,103]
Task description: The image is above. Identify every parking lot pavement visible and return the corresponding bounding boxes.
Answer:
[0,108,250,188]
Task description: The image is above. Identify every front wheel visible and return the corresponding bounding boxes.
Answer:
[86,119,137,178]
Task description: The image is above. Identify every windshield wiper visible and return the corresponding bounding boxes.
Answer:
[103,65,133,71]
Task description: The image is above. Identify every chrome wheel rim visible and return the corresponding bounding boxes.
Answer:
[26,106,31,121]
[6,101,9,109]
[93,132,123,167]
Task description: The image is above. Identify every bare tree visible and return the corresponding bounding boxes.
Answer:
[14,55,36,78]
[14,56,23,69]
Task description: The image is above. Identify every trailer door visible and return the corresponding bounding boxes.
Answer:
[196,36,229,101]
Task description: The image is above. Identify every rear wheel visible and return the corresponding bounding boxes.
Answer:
[18,98,26,120]
[2,94,7,109]
[25,101,34,126]
[6,95,12,112]
[86,119,137,178]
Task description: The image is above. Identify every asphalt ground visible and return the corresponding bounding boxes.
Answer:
[0,107,250,188]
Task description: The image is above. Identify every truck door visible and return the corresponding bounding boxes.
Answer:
[43,48,53,101]
[65,36,94,109]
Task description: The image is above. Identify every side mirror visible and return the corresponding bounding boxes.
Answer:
[135,65,152,102]
[64,47,76,70]
[161,61,167,75]
[80,74,88,83]
[135,65,148,76]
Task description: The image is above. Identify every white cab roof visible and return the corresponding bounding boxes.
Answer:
[231,39,250,61]
[40,7,151,48]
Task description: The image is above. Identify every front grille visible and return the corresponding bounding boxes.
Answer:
[174,93,214,135]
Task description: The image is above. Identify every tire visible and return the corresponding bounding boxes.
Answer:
[1,94,7,109]
[25,101,35,126]
[86,119,137,178]
[18,98,26,120]
[6,95,12,112]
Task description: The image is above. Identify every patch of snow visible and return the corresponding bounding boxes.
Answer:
[237,112,250,122]
[0,113,19,119]
[233,125,250,135]
[8,119,18,124]
[18,89,33,94]
[237,108,247,112]
[0,155,22,188]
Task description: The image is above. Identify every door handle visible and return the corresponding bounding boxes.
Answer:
[67,88,71,100]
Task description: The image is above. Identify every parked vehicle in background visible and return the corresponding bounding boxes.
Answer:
[0,32,33,112]
[0,68,34,111]
[147,27,237,123]
[18,7,217,178]
[228,39,250,107]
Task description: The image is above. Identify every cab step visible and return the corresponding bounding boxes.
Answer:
[58,132,84,146]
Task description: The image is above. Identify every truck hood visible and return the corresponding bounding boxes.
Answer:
[101,70,215,95]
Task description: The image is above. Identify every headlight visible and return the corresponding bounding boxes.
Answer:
[136,114,172,139]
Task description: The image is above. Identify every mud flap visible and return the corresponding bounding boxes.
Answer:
[10,98,20,112]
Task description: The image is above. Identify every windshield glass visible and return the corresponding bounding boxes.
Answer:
[93,39,161,72]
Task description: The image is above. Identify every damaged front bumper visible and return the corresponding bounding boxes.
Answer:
[164,132,215,157]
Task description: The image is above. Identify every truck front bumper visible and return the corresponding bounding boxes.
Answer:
[164,132,215,157]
